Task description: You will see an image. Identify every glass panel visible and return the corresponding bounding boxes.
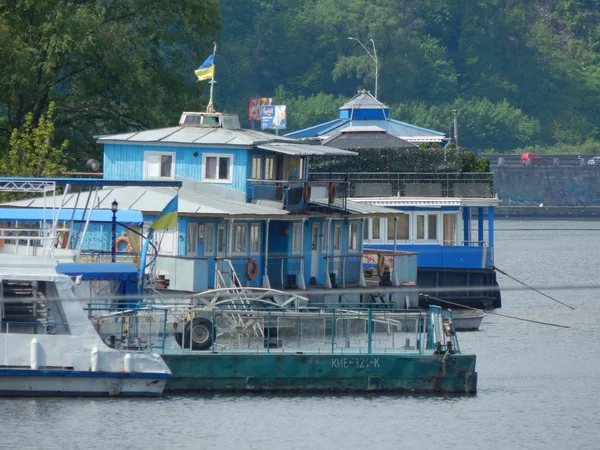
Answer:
[416,215,425,240]
[204,224,214,254]
[363,219,370,240]
[443,214,456,245]
[397,214,409,239]
[250,224,260,252]
[292,222,302,253]
[349,221,358,251]
[145,153,161,179]
[265,157,275,180]
[372,218,380,240]
[333,223,341,250]
[217,225,225,253]
[427,214,438,240]
[233,224,247,253]
[251,156,262,179]
[205,157,217,179]
[187,223,198,254]
[218,157,230,180]
[160,154,172,178]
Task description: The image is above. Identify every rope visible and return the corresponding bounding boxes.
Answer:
[494,266,575,310]
[421,294,570,329]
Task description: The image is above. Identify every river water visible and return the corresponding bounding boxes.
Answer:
[1,219,599,450]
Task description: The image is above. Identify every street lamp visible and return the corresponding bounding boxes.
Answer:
[452,109,459,148]
[348,37,378,99]
[111,199,118,263]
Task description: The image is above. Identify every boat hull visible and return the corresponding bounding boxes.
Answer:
[0,369,169,397]
[162,352,477,394]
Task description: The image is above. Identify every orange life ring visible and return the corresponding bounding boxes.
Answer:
[115,236,133,253]
[246,258,259,281]
[303,182,312,204]
[328,182,336,204]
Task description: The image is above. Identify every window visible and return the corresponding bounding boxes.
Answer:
[251,156,262,179]
[443,214,456,245]
[292,222,302,253]
[428,215,438,240]
[265,156,275,180]
[204,223,215,255]
[416,213,438,241]
[348,221,359,251]
[387,214,409,240]
[333,222,342,251]
[250,223,260,253]
[203,154,232,182]
[145,152,175,179]
[371,218,381,240]
[217,224,226,254]
[187,223,198,255]
[232,224,247,253]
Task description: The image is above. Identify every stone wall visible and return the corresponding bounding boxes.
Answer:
[492,166,600,207]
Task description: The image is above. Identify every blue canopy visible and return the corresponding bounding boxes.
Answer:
[0,208,143,225]
[57,262,140,308]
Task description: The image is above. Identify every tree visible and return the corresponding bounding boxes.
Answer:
[2,102,68,177]
[0,0,220,160]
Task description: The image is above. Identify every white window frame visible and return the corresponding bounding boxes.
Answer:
[265,156,275,180]
[333,222,342,251]
[415,213,439,242]
[203,153,233,183]
[144,151,175,180]
[187,223,198,256]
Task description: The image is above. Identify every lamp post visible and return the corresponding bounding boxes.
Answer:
[348,37,378,99]
[111,199,118,263]
[452,109,459,148]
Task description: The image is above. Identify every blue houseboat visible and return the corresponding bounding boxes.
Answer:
[5,110,423,308]
[286,91,501,310]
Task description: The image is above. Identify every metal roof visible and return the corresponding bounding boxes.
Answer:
[350,196,499,208]
[3,185,289,218]
[256,142,356,156]
[310,198,406,216]
[0,177,181,188]
[339,91,389,110]
[321,128,417,150]
[0,207,143,224]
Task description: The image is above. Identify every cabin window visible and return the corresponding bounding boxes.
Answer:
[217,224,226,254]
[443,214,456,245]
[232,223,247,253]
[144,152,175,179]
[292,221,302,253]
[428,214,438,240]
[387,214,409,240]
[416,213,438,241]
[204,223,214,255]
[333,222,342,251]
[187,223,198,255]
[250,223,260,253]
[265,156,275,180]
[348,221,359,251]
[203,154,232,182]
[251,156,262,179]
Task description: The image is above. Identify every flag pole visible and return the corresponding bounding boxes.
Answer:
[207,42,217,113]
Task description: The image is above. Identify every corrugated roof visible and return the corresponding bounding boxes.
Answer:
[321,129,416,150]
[0,207,143,224]
[350,196,499,208]
[340,91,389,110]
[3,185,289,217]
[256,142,356,156]
[311,198,405,216]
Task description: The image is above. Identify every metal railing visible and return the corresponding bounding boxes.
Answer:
[309,172,494,198]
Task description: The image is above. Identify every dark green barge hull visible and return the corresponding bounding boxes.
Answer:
[161,353,477,394]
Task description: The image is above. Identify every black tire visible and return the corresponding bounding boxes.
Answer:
[181,318,214,350]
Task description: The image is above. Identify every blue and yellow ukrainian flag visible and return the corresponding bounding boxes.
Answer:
[150,195,178,231]
[195,54,215,81]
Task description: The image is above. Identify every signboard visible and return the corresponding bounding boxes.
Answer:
[260,105,287,130]
[248,97,272,121]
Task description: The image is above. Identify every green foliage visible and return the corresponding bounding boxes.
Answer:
[2,102,68,177]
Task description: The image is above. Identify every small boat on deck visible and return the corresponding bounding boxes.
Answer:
[449,309,486,331]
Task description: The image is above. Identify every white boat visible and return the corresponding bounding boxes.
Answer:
[0,178,171,397]
[0,255,171,396]
[448,309,486,331]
